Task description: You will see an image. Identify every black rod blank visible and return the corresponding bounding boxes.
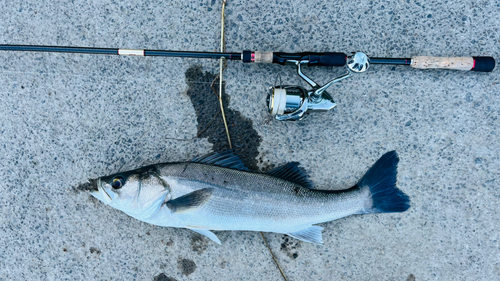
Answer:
[144,50,241,60]
[0,45,242,60]
[0,45,118,55]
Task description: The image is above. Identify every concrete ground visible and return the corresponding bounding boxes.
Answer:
[0,0,498,280]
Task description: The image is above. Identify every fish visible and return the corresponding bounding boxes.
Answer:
[91,150,410,244]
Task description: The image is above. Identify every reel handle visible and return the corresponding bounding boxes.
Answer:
[410,56,495,72]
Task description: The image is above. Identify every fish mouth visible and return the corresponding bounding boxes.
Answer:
[90,178,113,205]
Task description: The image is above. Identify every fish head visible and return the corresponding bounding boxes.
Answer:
[92,166,171,220]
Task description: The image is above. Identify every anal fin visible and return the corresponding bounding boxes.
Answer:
[287,225,324,245]
[187,228,221,245]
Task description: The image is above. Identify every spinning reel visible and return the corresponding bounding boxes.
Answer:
[267,52,369,121]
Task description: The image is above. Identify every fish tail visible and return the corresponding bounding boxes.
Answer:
[358,151,410,213]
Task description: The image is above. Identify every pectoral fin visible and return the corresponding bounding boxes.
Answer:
[287,225,324,245]
[187,228,221,244]
[166,188,213,213]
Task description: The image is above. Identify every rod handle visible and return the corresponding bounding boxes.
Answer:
[248,51,346,66]
[411,56,495,72]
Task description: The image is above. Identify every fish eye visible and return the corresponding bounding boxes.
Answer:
[111,177,125,189]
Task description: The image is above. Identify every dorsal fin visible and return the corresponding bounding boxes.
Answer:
[266,162,314,189]
[191,150,250,172]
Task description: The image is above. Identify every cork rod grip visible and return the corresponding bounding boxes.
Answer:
[254,51,273,63]
[411,56,495,72]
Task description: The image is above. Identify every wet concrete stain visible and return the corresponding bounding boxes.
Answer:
[153,273,178,281]
[74,179,98,193]
[259,159,277,172]
[185,66,262,170]
[406,274,416,281]
[190,233,208,254]
[90,247,101,254]
[178,258,197,276]
[161,238,174,246]
[280,236,301,260]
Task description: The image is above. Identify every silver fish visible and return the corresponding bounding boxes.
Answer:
[91,151,410,244]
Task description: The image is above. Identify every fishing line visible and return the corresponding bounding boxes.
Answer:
[215,0,232,149]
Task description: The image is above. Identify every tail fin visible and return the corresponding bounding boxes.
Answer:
[359,151,410,213]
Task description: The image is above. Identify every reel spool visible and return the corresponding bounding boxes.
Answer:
[266,52,370,121]
[267,85,307,118]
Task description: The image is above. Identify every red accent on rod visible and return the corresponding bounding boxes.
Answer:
[472,59,476,69]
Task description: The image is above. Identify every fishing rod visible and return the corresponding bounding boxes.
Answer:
[0,45,495,121]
